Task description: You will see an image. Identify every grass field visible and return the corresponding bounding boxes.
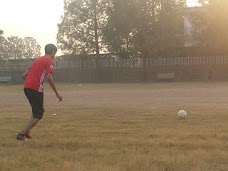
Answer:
[0,82,228,171]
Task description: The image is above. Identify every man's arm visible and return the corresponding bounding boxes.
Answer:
[46,73,62,102]
[23,69,29,80]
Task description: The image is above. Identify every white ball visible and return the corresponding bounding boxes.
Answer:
[177,110,187,119]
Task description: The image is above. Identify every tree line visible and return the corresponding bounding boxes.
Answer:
[0,30,41,60]
[1,0,227,60]
[57,0,228,58]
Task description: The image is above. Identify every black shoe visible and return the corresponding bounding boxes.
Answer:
[16,133,26,140]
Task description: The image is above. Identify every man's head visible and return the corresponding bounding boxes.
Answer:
[45,44,57,58]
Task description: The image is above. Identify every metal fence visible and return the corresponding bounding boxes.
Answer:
[55,56,228,69]
[1,56,228,83]
[1,56,228,71]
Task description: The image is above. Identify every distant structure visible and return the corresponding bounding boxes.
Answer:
[181,7,203,47]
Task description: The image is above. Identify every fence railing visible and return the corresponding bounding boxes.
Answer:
[0,56,228,71]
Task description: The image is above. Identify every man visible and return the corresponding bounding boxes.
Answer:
[16,44,62,140]
[208,65,215,83]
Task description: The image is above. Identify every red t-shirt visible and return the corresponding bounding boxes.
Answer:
[24,55,54,92]
[208,67,214,76]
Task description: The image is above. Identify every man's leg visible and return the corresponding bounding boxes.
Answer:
[17,89,44,140]
[20,116,40,134]
[16,116,40,140]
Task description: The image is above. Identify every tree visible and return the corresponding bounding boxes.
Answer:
[103,0,186,58]
[0,35,41,59]
[22,37,41,58]
[0,30,7,59]
[58,0,186,57]
[195,0,228,49]
[57,0,110,55]
[0,29,41,59]
[5,36,24,59]
[156,1,186,55]
[103,0,136,57]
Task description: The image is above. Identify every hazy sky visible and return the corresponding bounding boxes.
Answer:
[0,0,199,56]
[0,0,64,55]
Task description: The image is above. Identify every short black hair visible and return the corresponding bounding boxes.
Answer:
[45,44,57,55]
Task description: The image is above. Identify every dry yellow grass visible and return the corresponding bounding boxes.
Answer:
[0,82,228,171]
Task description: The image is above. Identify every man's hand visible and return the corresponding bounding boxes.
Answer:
[46,73,63,102]
[56,93,63,102]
